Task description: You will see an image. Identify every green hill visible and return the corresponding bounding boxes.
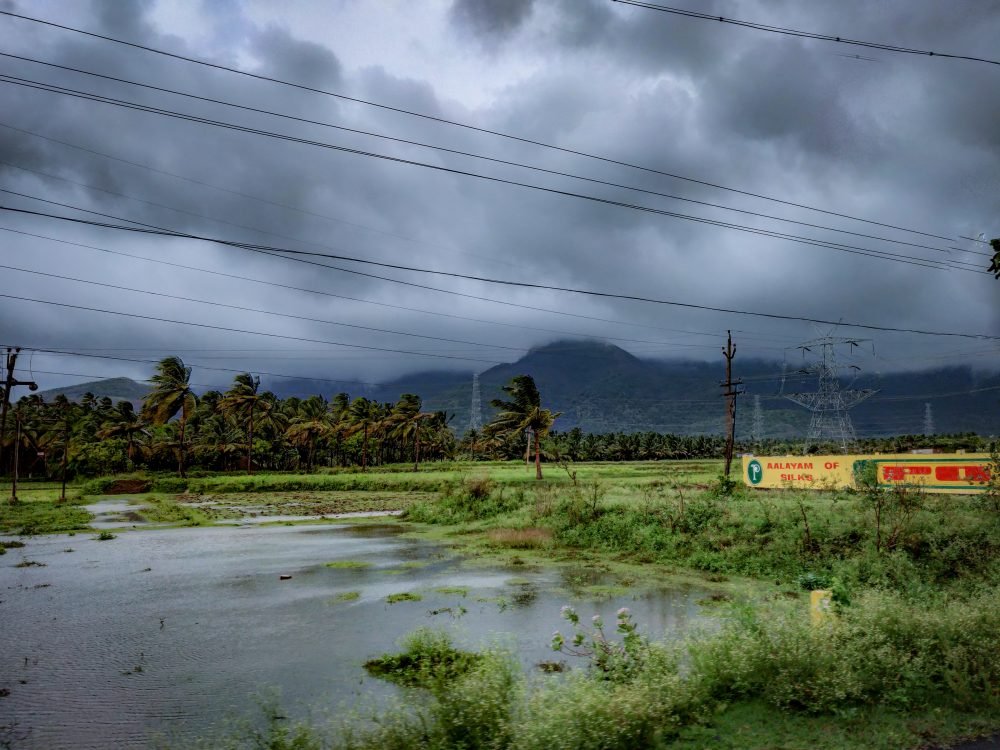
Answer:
[37,377,150,405]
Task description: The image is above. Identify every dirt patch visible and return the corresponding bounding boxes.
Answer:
[105,479,152,495]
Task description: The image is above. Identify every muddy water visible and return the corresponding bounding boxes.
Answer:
[0,523,711,749]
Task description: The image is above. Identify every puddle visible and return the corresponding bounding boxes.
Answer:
[0,523,712,749]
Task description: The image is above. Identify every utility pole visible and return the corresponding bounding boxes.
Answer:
[720,331,743,478]
[0,347,38,476]
[10,411,21,504]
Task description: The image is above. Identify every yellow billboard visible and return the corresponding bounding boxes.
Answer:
[742,454,994,494]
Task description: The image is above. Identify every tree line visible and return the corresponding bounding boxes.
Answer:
[0,358,993,483]
[0,356,455,481]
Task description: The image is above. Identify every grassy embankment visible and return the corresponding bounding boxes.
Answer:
[1,461,717,533]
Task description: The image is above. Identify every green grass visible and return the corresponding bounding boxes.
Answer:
[386,591,422,604]
[363,628,482,688]
[325,560,371,569]
[332,591,361,602]
[135,495,210,526]
[0,490,92,534]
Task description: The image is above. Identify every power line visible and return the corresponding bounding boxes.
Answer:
[0,210,786,348]
[0,7,959,242]
[0,121,519,272]
[0,54,983,260]
[1,262,776,359]
[0,262,525,352]
[0,74,977,272]
[0,348,382,388]
[0,293,505,364]
[613,1,1000,68]
[4,203,999,341]
[0,224,761,350]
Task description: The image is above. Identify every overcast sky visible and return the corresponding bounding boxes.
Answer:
[0,0,998,394]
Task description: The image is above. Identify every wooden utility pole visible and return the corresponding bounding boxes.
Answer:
[0,347,38,476]
[10,411,21,504]
[720,331,744,479]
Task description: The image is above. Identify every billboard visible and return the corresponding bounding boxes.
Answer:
[742,454,993,494]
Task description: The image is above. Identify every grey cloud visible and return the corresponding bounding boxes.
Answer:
[0,0,998,394]
[449,0,534,43]
[252,25,342,88]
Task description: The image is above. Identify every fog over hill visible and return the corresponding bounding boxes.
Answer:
[37,340,999,437]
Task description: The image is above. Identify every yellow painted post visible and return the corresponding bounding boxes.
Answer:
[810,589,833,626]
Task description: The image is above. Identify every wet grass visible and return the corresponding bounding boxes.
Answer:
[332,591,360,602]
[0,490,92,535]
[386,591,422,604]
[363,628,482,688]
[325,560,371,569]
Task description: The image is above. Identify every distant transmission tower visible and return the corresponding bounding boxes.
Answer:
[750,394,765,448]
[469,372,482,432]
[923,402,935,436]
[782,336,878,453]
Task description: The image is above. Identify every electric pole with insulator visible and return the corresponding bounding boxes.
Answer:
[720,331,743,478]
[1,347,38,477]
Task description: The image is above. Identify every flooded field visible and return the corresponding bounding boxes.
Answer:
[0,522,712,749]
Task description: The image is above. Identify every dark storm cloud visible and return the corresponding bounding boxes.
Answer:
[0,0,997,394]
[449,0,535,42]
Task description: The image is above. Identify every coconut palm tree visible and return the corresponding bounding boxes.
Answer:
[286,396,332,472]
[219,373,267,475]
[142,356,197,477]
[486,375,561,480]
[387,394,433,472]
[347,397,381,472]
[97,401,149,467]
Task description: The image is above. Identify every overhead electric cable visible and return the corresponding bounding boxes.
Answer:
[3,204,998,342]
[2,224,777,348]
[0,121,518,270]
[0,195,791,343]
[0,54,981,258]
[0,7,959,241]
[0,78,976,272]
[0,293,505,364]
[612,1,1000,68]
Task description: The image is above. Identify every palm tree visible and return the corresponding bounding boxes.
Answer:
[142,356,197,477]
[194,414,243,470]
[97,401,148,467]
[486,375,561,480]
[219,373,266,475]
[388,394,433,472]
[347,397,380,472]
[286,396,331,472]
[47,396,75,501]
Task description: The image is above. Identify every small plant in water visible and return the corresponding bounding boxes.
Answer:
[550,605,647,681]
[363,628,480,687]
[96,531,116,541]
[386,591,422,604]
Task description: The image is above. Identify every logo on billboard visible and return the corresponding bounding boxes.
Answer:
[747,459,763,485]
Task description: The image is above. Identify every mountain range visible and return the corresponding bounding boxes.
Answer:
[37,341,1000,438]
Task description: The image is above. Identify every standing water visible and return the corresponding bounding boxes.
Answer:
[0,523,711,748]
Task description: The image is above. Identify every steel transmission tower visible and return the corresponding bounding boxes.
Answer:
[923,403,935,436]
[469,372,482,432]
[783,336,877,453]
[750,394,765,447]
